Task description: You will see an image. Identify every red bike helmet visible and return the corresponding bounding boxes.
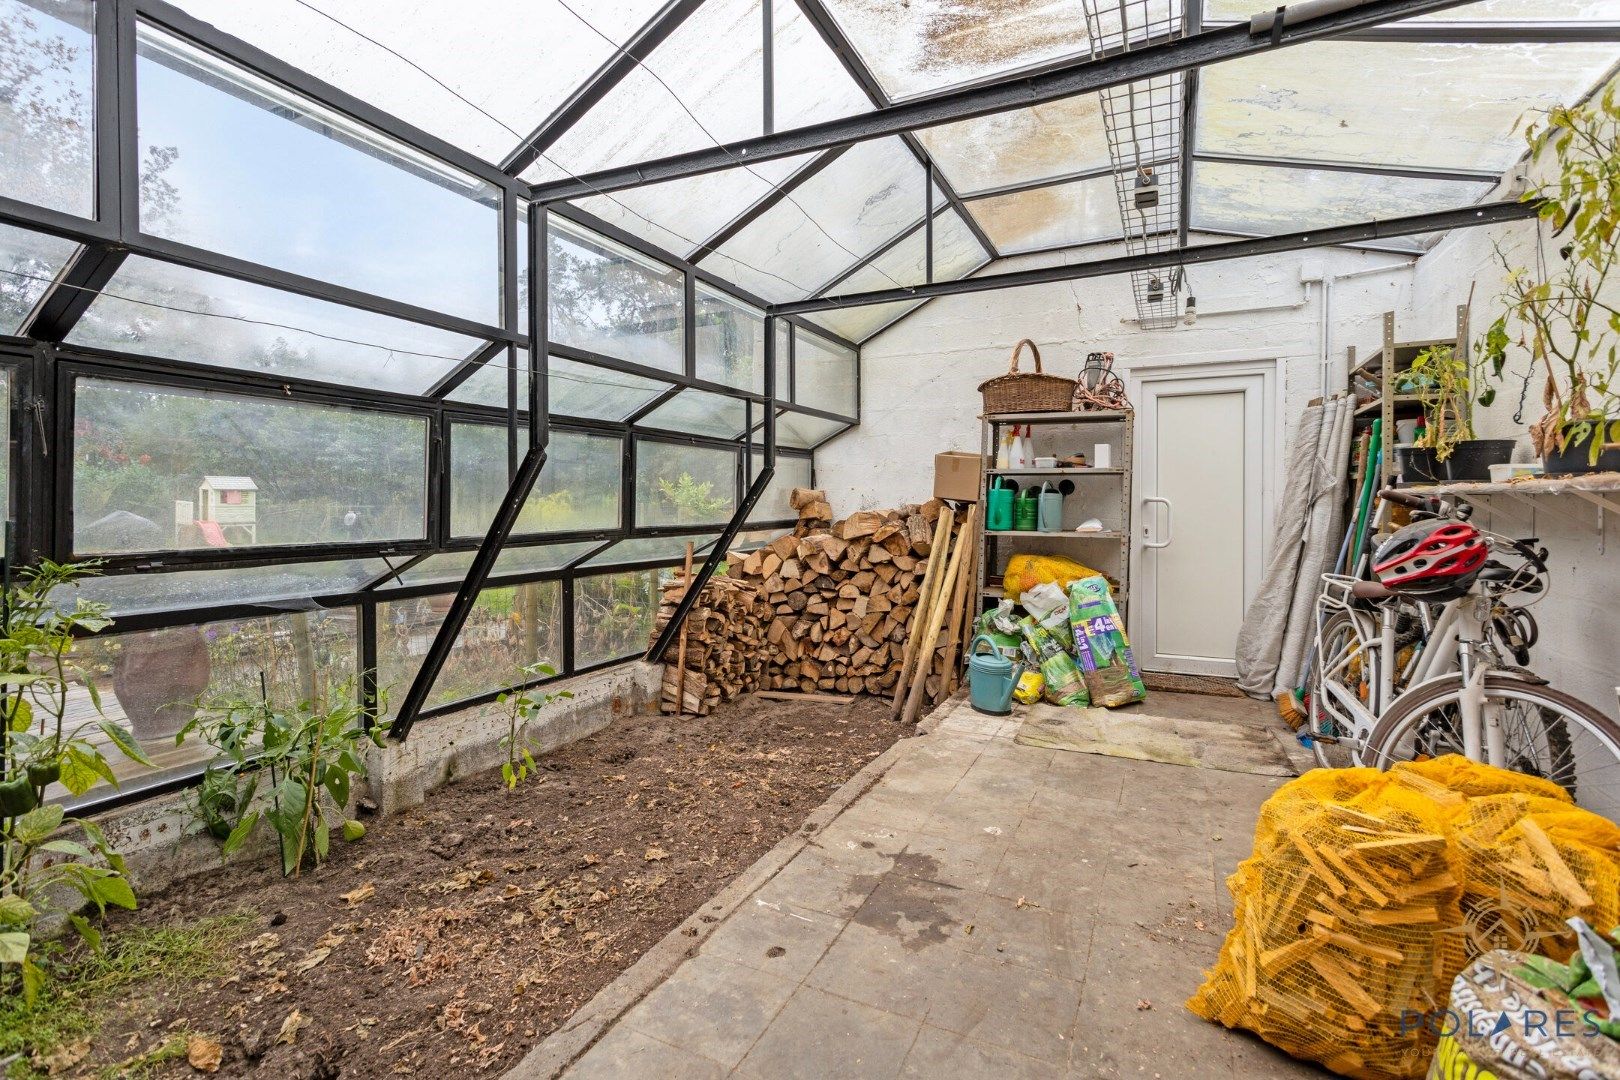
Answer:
[1372,519,1488,600]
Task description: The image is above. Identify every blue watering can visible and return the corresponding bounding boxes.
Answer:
[967,635,1027,716]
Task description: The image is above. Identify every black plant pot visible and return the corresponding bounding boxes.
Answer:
[1443,439,1516,482]
[1398,445,1443,485]
[1542,420,1620,475]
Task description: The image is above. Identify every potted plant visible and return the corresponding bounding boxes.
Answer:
[1480,79,1620,474]
[1407,344,1513,481]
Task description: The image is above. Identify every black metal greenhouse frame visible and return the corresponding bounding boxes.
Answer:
[0,0,1611,814]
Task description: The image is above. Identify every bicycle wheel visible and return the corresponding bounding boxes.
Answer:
[1365,674,1620,818]
[1308,609,1376,768]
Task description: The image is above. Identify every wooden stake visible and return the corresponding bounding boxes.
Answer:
[674,542,694,716]
[902,505,975,726]
[937,504,980,697]
[890,507,955,720]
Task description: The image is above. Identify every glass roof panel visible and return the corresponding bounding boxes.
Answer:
[67,256,481,393]
[548,355,671,420]
[704,138,927,301]
[580,531,720,568]
[638,388,749,439]
[768,409,850,450]
[549,217,684,372]
[916,95,1111,196]
[967,174,1124,254]
[771,0,878,125]
[2,0,94,218]
[816,0,1092,100]
[0,223,78,334]
[167,1,667,165]
[1197,41,1620,173]
[76,559,388,617]
[1206,0,1619,20]
[808,210,988,341]
[447,348,522,410]
[1191,160,1495,251]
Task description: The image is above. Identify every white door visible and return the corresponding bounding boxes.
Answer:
[1135,368,1273,676]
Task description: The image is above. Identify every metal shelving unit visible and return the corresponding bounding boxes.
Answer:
[975,410,1134,617]
[1348,306,1469,488]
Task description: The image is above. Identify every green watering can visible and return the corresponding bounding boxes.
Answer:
[967,635,1027,716]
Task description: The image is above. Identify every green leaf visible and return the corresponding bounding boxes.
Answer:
[0,895,37,925]
[313,820,330,862]
[324,766,350,809]
[0,930,30,965]
[502,762,515,789]
[14,803,64,843]
[67,913,103,954]
[21,955,45,1005]
[58,747,103,796]
[87,873,136,912]
[0,673,47,687]
[97,719,153,766]
[222,811,260,858]
[39,838,95,859]
[7,694,32,732]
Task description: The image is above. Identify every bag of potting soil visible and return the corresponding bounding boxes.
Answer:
[1066,576,1146,707]
[1017,616,1089,707]
[1428,948,1620,1080]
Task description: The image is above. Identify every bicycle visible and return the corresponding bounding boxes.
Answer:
[1305,488,1620,818]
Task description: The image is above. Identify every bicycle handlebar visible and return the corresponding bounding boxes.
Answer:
[1378,488,1443,514]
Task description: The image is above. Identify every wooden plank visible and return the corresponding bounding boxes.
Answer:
[753,690,856,704]
[889,507,954,720]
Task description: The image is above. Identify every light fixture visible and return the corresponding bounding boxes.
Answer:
[1183,295,1198,326]
[1146,275,1165,303]
[1134,167,1160,210]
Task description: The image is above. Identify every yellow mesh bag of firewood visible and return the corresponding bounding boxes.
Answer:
[1187,756,1620,1080]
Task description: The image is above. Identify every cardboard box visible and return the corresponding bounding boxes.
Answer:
[934,452,984,502]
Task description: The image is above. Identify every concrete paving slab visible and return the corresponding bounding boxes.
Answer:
[735,985,920,1080]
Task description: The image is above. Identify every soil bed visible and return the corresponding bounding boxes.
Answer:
[64,694,902,1078]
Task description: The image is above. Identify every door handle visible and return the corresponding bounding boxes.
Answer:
[1142,496,1172,550]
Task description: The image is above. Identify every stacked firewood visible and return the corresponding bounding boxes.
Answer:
[647,574,772,715]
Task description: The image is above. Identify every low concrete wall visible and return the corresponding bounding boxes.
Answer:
[93,661,663,896]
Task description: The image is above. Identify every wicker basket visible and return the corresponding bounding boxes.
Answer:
[978,339,1076,415]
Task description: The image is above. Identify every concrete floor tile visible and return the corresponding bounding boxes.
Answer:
[736,985,920,1080]
[811,815,912,876]
[960,893,1093,982]
[989,845,1108,916]
[850,867,981,951]
[842,787,944,832]
[899,828,1010,893]
[1024,783,1125,826]
[563,1025,725,1079]
[900,1024,1067,1079]
[923,951,1083,1065]
[927,788,1033,836]
[619,956,798,1069]
[805,920,963,1020]
[700,896,845,981]
[755,848,883,920]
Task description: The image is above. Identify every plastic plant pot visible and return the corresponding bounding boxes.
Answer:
[1442,439,1515,482]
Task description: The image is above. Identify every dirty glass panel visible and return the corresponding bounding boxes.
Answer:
[548,217,684,372]
[695,287,766,393]
[634,439,738,527]
[447,348,525,410]
[1205,0,1618,19]
[378,581,561,715]
[638,389,749,440]
[169,0,665,164]
[72,378,429,554]
[816,0,1091,99]
[0,222,78,333]
[581,532,718,569]
[706,138,927,301]
[451,424,622,537]
[776,320,791,401]
[916,95,1111,196]
[57,608,357,802]
[0,370,8,515]
[809,210,988,342]
[135,24,501,325]
[747,451,811,523]
[386,541,606,590]
[770,409,849,450]
[68,256,482,393]
[574,569,669,667]
[74,560,388,616]
[546,354,670,420]
[794,331,857,418]
[1197,41,1620,173]
[967,174,1124,254]
[516,198,530,335]
[772,0,873,126]
[1,0,95,217]
[1191,160,1493,250]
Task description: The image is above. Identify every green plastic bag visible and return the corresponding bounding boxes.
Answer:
[1018,616,1089,707]
[1067,576,1146,707]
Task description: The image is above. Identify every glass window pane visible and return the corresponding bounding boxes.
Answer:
[1197,41,1620,173]
[776,320,791,400]
[448,348,524,410]
[916,95,1111,196]
[74,559,388,616]
[0,222,78,333]
[387,540,606,589]
[581,531,719,568]
[0,369,8,516]
[547,354,670,420]
[1205,0,1617,19]
[574,569,666,667]
[968,174,1123,254]
[706,138,927,300]
[517,199,530,335]
[637,388,748,439]
[167,0,667,164]
[61,609,356,799]
[809,211,988,342]
[378,581,561,716]
[748,452,811,523]
[136,24,501,324]
[770,409,849,450]
[635,439,737,527]
[817,0,1092,99]
[726,527,781,553]
[73,378,428,554]
[1,0,94,217]
[1192,160,1493,249]
[794,331,857,418]
[451,424,622,537]
[695,287,766,393]
[67,256,484,393]
[548,217,684,372]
